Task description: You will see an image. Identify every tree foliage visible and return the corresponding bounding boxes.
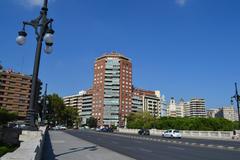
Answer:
[127,112,239,131]
[0,108,17,126]
[86,117,98,128]
[127,112,154,129]
[46,93,80,128]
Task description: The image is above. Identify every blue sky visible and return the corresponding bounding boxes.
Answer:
[0,0,240,108]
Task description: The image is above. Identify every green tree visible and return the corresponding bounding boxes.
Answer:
[0,108,17,126]
[86,117,97,128]
[63,106,79,128]
[127,113,237,131]
[46,93,80,128]
[127,112,154,129]
[46,93,65,125]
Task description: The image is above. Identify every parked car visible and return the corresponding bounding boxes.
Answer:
[100,127,114,132]
[52,125,67,130]
[138,128,150,135]
[162,129,182,138]
[96,128,101,132]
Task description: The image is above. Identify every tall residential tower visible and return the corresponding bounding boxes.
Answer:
[92,52,132,126]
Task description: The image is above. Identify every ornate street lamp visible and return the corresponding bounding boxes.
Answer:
[16,0,54,129]
[231,83,240,128]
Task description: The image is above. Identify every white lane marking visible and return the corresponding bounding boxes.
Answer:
[111,141,119,144]
[217,145,224,148]
[52,140,65,144]
[168,146,185,151]
[138,148,153,153]
[134,140,143,144]
[227,146,235,150]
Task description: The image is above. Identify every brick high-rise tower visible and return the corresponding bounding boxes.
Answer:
[92,52,132,126]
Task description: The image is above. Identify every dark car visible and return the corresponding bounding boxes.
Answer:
[138,128,150,135]
[101,127,114,132]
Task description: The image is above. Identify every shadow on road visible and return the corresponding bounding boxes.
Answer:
[42,130,99,160]
[55,146,98,158]
[42,130,56,160]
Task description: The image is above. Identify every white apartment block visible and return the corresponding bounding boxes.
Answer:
[190,98,206,117]
[184,102,191,117]
[132,89,163,118]
[63,90,86,115]
[63,90,93,125]
[207,108,220,118]
[216,106,239,121]
[176,98,185,117]
[167,97,177,117]
[142,94,161,118]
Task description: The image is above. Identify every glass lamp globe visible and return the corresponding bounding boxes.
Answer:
[16,35,26,45]
[16,31,27,46]
[44,33,54,44]
[44,45,53,54]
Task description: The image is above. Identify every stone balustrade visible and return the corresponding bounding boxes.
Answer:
[1,126,47,160]
[118,128,240,140]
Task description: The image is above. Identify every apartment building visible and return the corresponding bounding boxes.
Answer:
[0,67,42,118]
[176,98,185,117]
[63,90,86,115]
[216,106,239,121]
[92,52,132,126]
[63,90,93,125]
[132,88,162,117]
[190,98,206,117]
[207,108,220,118]
[167,97,177,117]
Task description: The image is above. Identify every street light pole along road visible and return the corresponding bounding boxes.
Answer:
[16,0,54,129]
[231,83,240,128]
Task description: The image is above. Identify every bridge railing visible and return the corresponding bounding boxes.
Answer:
[1,126,47,160]
[118,128,240,140]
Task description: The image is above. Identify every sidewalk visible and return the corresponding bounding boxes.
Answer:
[42,130,135,160]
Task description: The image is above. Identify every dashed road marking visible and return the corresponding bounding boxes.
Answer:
[138,148,152,153]
[168,146,185,151]
[94,132,240,152]
[217,145,224,148]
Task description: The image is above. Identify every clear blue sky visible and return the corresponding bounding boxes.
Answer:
[0,0,240,108]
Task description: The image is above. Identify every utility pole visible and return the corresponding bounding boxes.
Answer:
[231,83,240,128]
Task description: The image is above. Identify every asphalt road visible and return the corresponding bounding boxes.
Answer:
[112,132,240,148]
[65,130,240,160]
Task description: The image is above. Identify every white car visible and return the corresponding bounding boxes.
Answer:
[162,129,182,138]
[53,125,67,130]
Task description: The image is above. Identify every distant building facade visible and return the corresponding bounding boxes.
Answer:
[190,98,206,117]
[63,90,93,124]
[183,102,191,117]
[64,52,167,127]
[167,97,177,117]
[92,52,132,126]
[207,108,220,118]
[63,90,86,115]
[176,98,185,117]
[0,67,42,118]
[216,106,238,121]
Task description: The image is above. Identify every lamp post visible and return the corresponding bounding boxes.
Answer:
[16,0,54,129]
[231,83,240,128]
[42,83,48,124]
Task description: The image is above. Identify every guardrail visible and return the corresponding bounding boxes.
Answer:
[118,128,240,140]
[1,126,47,160]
